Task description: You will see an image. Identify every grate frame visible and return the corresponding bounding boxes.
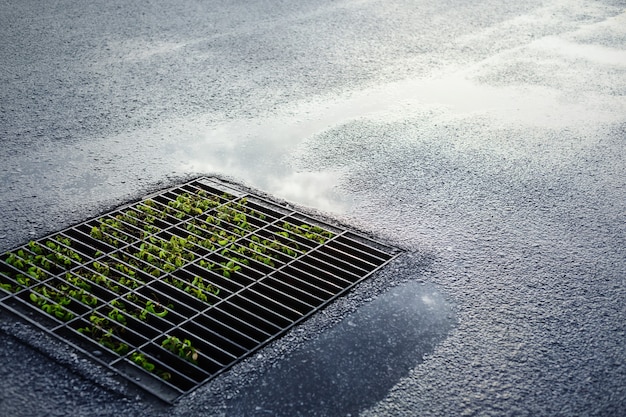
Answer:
[0,177,400,403]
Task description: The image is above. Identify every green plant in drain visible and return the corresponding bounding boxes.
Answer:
[282,222,334,245]
[4,249,49,283]
[118,209,162,237]
[12,273,32,287]
[77,315,129,355]
[104,214,146,239]
[65,272,91,291]
[134,236,195,274]
[250,235,299,259]
[30,237,83,268]
[160,236,196,262]
[85,260,143,292]
[3,251,34,287]
[28,286,74,321]
[245,240,276,267]
[105,292,172,322]
[75,265,123,294]
[114,251,163,279]
[134,300,170,320]
[198,247,250,280]
[0,280,15,293]
[189,226,236,249]
[213,206,256,236]
[107,300,127,325]
[131,352,156,372]
[163,273,218,303]
[56,280,98,307]
[161,335,199,364]
[226,241,277,268]
[185,220,233,250]
[167,191,221,218]
[14,273,33,287]
[129,351,172,381]
[111,262,142,289]
[146,300,169,316]
[218,259,243,279]
[185,275,219,302]
[4,250,27,270]
[219,197,266,222]
[137,199,167,221]
[5,235,82,277]
[90,224,121,247]
[185,216,242,249]
[76,290,98,307]
[184,230,216,251]
[90,215,141,247]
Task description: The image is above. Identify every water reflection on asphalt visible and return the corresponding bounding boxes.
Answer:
[169,51,626,217]
[225,280,455,417]
[173,117,352,213]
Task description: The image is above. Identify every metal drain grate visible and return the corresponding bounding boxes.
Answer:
[0,177,399,403]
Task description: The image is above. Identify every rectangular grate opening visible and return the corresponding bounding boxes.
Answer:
[0,177,399,403]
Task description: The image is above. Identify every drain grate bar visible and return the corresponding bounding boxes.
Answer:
[0,177,399,402]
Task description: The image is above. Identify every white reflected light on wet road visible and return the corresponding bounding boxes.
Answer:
[175,117,352,212]
[172,29,626,214]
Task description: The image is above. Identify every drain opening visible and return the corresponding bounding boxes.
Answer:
[0,177,399,403]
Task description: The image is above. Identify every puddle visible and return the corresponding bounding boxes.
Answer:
[225,280,455,416]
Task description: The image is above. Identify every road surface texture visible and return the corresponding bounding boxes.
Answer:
[1,0,625,416]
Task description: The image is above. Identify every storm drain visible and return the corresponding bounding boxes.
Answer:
[0,177,399,403]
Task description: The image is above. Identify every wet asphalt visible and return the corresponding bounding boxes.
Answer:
[1,0,625,416]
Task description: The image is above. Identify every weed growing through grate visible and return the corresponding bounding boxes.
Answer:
[166,191,222,217]
[87,260,143,291]
[0,281,15,293]
[28,286,75,321]
[141,299,170,319]
[4,249,48,286]
[133,235,196,272]
[77,314,130,355]
[130,351,172,381]
[163,273,220,302]
[282,222,334,245]
[1,235,83,294]
[0,180,356,396]
[29,237,83,267]
[161,335,199,364]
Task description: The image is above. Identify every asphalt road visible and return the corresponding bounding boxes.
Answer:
[1,0,625,416]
